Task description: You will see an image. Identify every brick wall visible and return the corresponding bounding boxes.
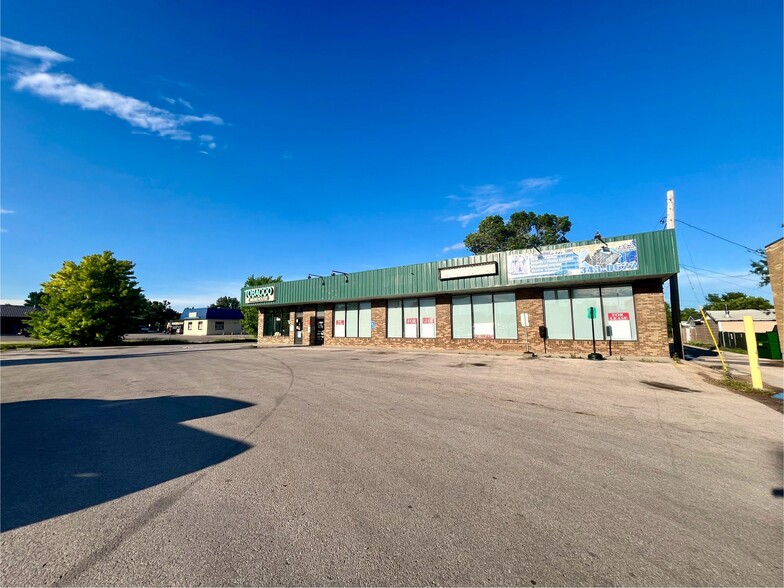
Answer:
[256,279,671,357]
[766,239,783,336]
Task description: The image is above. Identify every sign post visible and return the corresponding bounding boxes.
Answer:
[520,312,535,356]
[587,306,604,360]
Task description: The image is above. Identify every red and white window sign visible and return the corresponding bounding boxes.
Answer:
[607,312,630,321]
[405,318,418,324]
[335,319,345,325]
[606,312,632,340]
[422,317,434,324]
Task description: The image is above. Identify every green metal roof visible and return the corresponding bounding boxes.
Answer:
[241,229,678,307]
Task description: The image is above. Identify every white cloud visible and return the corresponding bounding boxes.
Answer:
[519,176,560,191]
[198,134,214,141]
[0,36,70,70]
[0,209,14,214]
[444,176,560,227]
[444,212,480,227]
[1,37,223,142]
[442,242,466,252]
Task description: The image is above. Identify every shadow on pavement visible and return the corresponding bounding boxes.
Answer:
[0,346,256,367]
[1,395,254,532]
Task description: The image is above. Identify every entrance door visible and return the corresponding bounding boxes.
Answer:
[314,317,325,345]
[294,311,304,345]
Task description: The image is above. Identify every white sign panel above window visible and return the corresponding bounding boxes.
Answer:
[245,286,276,303]
[507,239,638,280]
[439,261,499,281]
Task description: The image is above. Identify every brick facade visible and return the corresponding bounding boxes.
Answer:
[255,279,670,357]
[766,238,783,336]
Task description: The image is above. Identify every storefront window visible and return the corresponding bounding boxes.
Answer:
[387,300,403,338]
[493,292,517,339]
[358,302,372,337]
[542,286,637,341]
[387,298,436,339]
[572,288,603,340]
[334,303,346,337]
[346,302,359,338]
[452,296,472,339]
[334,301,371,338]
[451,293,518,340]
[263,309,290,337]
[420,298,436,339]
[601,285,637,341]
[543,289,573,339]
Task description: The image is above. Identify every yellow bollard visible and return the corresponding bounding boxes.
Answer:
[743,316,764,390]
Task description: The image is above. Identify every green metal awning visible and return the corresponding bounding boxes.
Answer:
[241,229,678,307]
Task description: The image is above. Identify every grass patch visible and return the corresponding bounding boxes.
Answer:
[702,369,783,413]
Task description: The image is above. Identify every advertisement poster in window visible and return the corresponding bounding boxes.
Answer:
[335,319,346,338]
[405,317,418,338]
[421,316,435,338]
[474,323,494,339]
[606,312,632,340]
[507,239,638,280]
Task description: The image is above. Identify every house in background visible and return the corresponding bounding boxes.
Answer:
[0,304,36,335]
[681,308,777,345]
[181,308,244,336]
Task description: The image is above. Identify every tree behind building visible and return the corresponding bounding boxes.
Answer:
[240,275,282,336]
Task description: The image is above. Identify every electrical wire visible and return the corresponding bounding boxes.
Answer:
[676,219,764,254]
[680,263,761,284]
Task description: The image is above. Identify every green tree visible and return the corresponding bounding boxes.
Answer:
[750,252,769,287]
[24,291,44,307]
[28,251,147,346]
[240,275,282,336]
[703,291,773,311]
[143,299,180,331]
[211,296,240,309]
[464,211,571,254]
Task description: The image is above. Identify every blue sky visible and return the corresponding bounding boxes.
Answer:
[1,0,781,310]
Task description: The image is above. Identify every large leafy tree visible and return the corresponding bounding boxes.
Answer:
[703,291,773,311]
[24,291,44,307]
[28,251,148,346]
[211,296,240,309]
[143,299,180,331]
[750,252,769,287]
[240,275,282,336]
[464,211,572,254]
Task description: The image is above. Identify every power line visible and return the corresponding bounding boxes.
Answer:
[676,219,764,254]
[680,267,769,292]
[680,263,761,284]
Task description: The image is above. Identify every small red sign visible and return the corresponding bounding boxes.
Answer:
[336,319,345,325]
[405,318,418,324]
[422,317,435,324]
[607,312,630,321]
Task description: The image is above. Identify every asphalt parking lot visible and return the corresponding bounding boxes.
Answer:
[1,344,782,586]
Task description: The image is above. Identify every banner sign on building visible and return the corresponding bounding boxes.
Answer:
[245,286,276,304]
[439,261,499,281]
[507,239,638,280]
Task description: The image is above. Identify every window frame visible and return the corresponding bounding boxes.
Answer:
[542,285,638,341]
[333,301,371,339]
[386,297,437,339]
[450,292,518,340]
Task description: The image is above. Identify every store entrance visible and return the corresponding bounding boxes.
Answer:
[314,316,325,345]
[294,310,304,345]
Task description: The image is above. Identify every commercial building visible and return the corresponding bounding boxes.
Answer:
[765,237,782,336]
[180,308,244,336]
[242,230,678,357]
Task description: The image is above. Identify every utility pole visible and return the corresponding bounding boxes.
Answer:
[667,190,684,359]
